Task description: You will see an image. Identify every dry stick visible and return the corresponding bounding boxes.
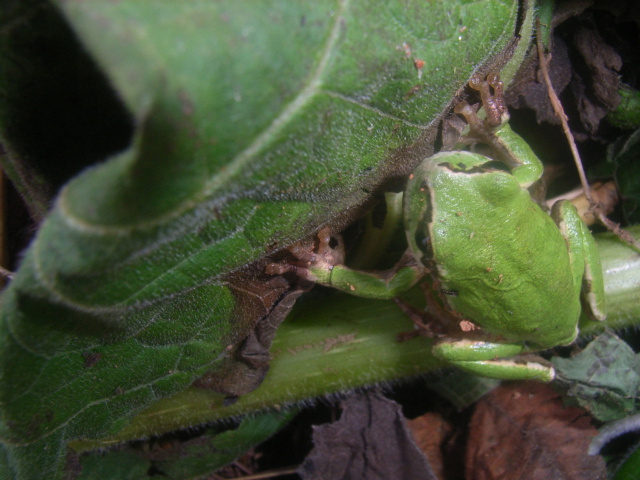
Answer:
[535,19,640,251]
[224,467,299,480]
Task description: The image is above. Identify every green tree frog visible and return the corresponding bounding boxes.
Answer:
[268,72,606,382]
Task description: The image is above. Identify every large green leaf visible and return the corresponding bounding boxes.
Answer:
[0,1,519,478]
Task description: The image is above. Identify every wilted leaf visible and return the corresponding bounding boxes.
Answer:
[571,17,622,132]
[553,331,640,422]
[407,412,454,480]
[0,1,520,478]
[299,391,437,480]
[510,5,624,127]
[466,382,606,480]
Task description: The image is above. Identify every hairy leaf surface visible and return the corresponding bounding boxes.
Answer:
[0,1,518,478]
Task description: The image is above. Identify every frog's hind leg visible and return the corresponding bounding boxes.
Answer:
[433,338,555,382]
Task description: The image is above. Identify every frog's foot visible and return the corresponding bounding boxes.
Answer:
[433,338,555,382]
[468,70,508,128]
[454,71,509,144]
[453,101,487,139]
[453,101,506,159]
[269,229,423,299]
[265,227,345,284]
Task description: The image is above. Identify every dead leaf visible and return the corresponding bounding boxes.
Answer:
[407,412,454,480]
[298,392,437,480]
[466,382,606,480]
[192,272,305,397]
[506,9,623,135]
[571,17,622,133]
[506,35,573,126]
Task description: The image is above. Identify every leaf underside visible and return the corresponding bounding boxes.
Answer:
[0,1,518,478]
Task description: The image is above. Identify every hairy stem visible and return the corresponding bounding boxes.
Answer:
[73,226,640,451]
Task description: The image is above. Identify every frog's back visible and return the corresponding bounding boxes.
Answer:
[429,168,580,348]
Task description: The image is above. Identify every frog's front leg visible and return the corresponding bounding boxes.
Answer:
[551,200,607,321]
[454,105,544,188]
[267,228,424,300]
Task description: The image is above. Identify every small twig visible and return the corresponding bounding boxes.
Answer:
[225,466,299,479]
[535,20,592,203]
[536,19,640,252]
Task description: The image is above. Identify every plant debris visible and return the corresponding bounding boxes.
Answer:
[298,392,437,480]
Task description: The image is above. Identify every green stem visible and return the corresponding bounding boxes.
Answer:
[580,226,640,334]
[72,225,640,451]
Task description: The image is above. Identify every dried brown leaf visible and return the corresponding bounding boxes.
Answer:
[466,382,606,480]
[507,10,623,135]
[407,412,454,480]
